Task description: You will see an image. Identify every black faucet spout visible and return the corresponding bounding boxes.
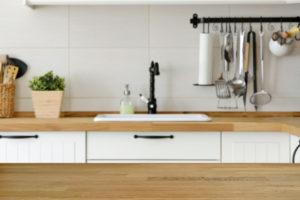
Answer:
[148,61,160,114]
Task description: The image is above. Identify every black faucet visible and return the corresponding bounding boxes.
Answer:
[139,61,160,114]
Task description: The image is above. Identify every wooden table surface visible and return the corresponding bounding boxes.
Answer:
[0,164,300,200]
[1,116,300,137]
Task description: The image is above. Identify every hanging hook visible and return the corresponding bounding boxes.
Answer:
[207,17,210,33]
[220,17,224,33]
[260,16,263,32]
[202,18,205,33]
[241,17,244,30]
[234,18,237,33]
[280,17,283,32]
[249,18,253,32]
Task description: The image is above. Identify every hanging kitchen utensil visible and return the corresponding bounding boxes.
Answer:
[7,56,28,79]
[215,28,231,102]
[217,21,225,81]
[224,23,233,79]
[251,27,258,111]
[243,23,252,112]
[250,24,272,106]
[226,22,238,109]
[232,22,246,92]
[231,21,238,81]
[216,22,237,109]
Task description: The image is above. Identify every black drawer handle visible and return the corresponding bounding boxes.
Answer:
[134,135,174,139]
[0,135,39,139]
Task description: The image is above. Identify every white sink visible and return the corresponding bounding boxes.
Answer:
[94,114,211,122]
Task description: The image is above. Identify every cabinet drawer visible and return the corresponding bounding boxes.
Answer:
[0,132,86,163]
[88,132,220,160]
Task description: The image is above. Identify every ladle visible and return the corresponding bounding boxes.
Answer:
[231,23,246,90]
[250,25,272,106]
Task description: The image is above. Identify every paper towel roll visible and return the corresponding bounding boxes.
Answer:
[198,33,214,85]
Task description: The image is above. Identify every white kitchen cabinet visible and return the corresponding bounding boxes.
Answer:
[0,132,86,163]
[222,132,290,163]
[87,132,220,163]
[291,135,300,163]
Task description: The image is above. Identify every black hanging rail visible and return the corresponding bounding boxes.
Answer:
[190,14,300,28]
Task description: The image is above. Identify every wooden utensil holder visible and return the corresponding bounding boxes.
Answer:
[0,84,15,118]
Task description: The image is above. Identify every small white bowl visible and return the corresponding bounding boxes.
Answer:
[269,38,295,57]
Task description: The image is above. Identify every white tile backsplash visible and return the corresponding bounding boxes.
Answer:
[264,47,300,97]
[0,1,68,47]
[0,1,298,112]
[149,5,229,47]
[70,98,120,111]
[69,48,148,98]
[70,6,149,47]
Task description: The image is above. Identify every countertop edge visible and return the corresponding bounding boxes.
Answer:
[0,117,299,137]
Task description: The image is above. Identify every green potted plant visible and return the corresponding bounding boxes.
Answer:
[29,71,65,118]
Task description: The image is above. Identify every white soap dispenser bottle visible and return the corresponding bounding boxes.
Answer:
[120,84,135,114]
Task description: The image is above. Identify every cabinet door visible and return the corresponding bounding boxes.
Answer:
[0,132,86,163]
[291,135,300,163]
[88,132,220,162]
[222,132,290,163]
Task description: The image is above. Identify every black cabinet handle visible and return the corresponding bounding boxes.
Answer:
[134,135,174,139]
[0,135,39,139]
[292,139,300,163]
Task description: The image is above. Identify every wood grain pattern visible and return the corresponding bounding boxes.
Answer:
[31,91,63,118]
[13,111,300,118]
[0,164,300,200]
[0,117,300,136]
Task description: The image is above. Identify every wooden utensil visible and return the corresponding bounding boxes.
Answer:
[0,55,7,64]
[0,62,2,83]
[243,31,251,111]
[7,57,28,79]
[3,65,19,84]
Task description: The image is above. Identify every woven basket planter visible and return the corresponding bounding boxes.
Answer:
[0,84,15,118]
[31,91,64,118]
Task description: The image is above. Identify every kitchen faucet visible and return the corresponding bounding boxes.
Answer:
[139,61,160,114]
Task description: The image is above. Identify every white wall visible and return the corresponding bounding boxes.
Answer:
[1,0,300,112]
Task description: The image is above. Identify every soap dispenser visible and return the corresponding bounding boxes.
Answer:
[120,84,135,114]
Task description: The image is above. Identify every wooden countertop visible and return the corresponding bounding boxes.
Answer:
[0,116,300,136]
[1,164,300,200]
